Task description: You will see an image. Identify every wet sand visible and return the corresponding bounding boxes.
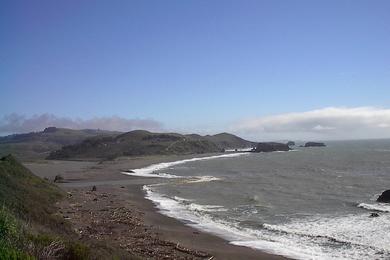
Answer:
[25,155,288,260]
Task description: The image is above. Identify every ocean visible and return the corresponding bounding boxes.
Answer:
[123,139,390,259]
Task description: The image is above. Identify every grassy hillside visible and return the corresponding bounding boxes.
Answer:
[47,130,221,160]
[47,130,255,160]
[0,127,119,160]
[204,132,256,149]
[0,155,133,259]
[0,154,63,224]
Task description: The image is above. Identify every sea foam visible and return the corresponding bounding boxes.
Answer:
[145,184,390,260]
[357,202,390,212]
[121,153,246,179]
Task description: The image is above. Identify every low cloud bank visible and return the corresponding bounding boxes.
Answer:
[231,107,390,141]
[0,113,163,135]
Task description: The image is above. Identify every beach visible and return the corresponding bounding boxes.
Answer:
[25,155,286,260]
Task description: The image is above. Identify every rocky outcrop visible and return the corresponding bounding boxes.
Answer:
[43,126,58,133]
[304,142,326,147]
[253,142,290,153]
[287,141,295,147]
[377,190,390,203]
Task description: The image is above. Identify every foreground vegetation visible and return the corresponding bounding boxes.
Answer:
[0,154,135,259]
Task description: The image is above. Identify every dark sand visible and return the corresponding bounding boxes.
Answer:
[25,155,288,260]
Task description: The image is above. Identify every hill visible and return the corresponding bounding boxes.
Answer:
[47,130,254,160]
[204,132,256,149]
[0,127,119,160]
[0,154,77,258]
[0,154,133,259]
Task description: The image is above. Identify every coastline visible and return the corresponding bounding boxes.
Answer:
[25,154,288,260]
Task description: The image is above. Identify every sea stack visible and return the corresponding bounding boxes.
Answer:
[254,142,290,153]
[304,142,326,147]
[377,190,390,203]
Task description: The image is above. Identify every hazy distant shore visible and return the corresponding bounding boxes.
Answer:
[25,154,287,260]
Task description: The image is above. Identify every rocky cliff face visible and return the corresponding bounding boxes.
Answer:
[253,142,290,153]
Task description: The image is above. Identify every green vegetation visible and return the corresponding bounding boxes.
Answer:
[204,132,255,149]
[0,154,134,259]
[0,206,33,259]
[0,154,63,223]
[47,130,255,160]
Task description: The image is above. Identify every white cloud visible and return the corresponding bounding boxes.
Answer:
[0,113,163,135]
[230,107,390,141]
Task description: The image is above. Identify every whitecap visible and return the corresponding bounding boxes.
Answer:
[144,185,390,260]
[185,176,221,183]
[357,202,390,212]
[122,153,246,179]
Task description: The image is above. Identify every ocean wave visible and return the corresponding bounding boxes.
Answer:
[357,202,390,212]
[144,185,390,260]
[259,214,390,259]
[225,148,253,152]
[143,185,245,237]
[121,153,246,179]
[185,176,221,183]
[121,170,181,178]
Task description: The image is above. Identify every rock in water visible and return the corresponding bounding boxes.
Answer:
[370,212,380,218]
[304,142,326,147]
[377,190,390,203]
[254,142,290,153]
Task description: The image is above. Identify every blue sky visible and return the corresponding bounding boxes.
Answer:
[1,1,390,139]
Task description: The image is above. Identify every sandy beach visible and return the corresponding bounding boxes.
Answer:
[25,155,287,260]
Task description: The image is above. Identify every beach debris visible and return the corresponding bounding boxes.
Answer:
[370,212,380,218]
[91,185,97,192]
[174,243,211,257]
[53,174,64,183]
[59,188,212,259]
[40,240,65,259]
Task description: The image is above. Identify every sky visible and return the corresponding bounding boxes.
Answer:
[1,0,390,140]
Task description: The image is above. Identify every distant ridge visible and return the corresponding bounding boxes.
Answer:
[47,130,255,160]
[0,127,119,160]
[204,132,256,149]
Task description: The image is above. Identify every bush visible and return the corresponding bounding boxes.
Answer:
[0,206,33,259]
[65,242,90,259]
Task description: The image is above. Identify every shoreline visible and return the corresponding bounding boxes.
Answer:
[25,154,288,259]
